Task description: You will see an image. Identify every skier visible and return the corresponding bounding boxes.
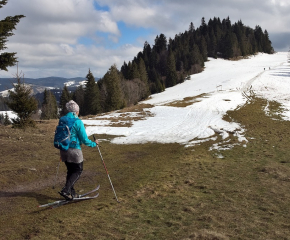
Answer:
[58,100,98,201]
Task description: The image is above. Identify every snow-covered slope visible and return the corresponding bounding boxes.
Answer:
[84,52,289,148]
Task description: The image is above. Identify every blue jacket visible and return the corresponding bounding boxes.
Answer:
[66,112,96,149]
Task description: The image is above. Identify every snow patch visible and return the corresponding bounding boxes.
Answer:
[84,52,288,150]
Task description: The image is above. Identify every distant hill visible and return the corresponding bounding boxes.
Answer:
[0,76,90,94]
[0,76,100,95]
[0,76,100,110]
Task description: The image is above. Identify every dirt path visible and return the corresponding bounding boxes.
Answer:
[0,170,101,197]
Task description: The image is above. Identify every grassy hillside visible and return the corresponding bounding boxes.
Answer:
[0,96,290,240]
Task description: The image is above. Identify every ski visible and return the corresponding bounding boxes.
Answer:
[78,184,100,198]
[51,192,99,208]
[38,184,100,208]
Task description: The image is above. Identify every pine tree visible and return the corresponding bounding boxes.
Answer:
[148,67,163,94]
[222,31,234,59]
[130,61,140,79]
[4,112,11,125]
[199,36,208,61]
[0,1,25,71]
[254,25,264,52]
[59,85,71,116]
[41,89,58,120]
[121,61,129,79]
[0,112,4,124]
[188,44,202,67]
[200,17,207,36]
[208,29,217,58]
[189,22,195,32]
[232,33,241,58]
[0,96,9,111]
[263,30,274,54]
[84,69,100,115]
[73,85,85,116]
[138,58,150,99]
[103,65,124,112]
[166,49,178,87]
[143,41,151,66]
[5,73,38,128]
[154,34,167,54]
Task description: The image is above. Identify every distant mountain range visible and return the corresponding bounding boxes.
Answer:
[0,76,91,95]
[0,76,99,108]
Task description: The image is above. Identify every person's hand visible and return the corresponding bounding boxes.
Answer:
[93,135,98,145]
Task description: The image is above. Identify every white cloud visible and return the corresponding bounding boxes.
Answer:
[6,0,120,45]
[60,44,75,55]
[2,41,142,78]
[95,0,290,41]
[1,0,123,78]
[0,0,289,79]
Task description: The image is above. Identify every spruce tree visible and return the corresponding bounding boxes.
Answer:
[130,61,140,79]
[0,1,25,71]
[5,74,38,128]
[189,22,195,32]
[148,67,163,94]
[208,29,217,58]
[138,58,150,99]
[84,69,100,115]
[0,96,9,111]
[4,112,11,125]
[59,85,71,116]
[222,31,234,59]
[143,41,151,66]
[154,34,167,54]
[254,25,264,52]
[121,61,129,79]
[0,112,3,124]
[103,65,124,112]
[199,36,208,61]
[263,30,274,54]
[126,61,132,79]
[166,49,178,87]
[41,89,58,120]
[73,85,85,116]
[200,17,207,35]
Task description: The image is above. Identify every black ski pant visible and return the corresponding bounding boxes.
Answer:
[62,161,83,194]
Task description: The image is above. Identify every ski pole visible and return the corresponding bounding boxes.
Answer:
[52,157,61,189]
[94,135,120,203]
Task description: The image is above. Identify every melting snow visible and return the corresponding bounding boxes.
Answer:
[85,52,289,149]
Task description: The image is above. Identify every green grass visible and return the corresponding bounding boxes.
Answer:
[0,97,290,239]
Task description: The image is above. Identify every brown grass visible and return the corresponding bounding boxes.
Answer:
[82,104,154,127]
[0,97,290,239]
[164,94,209,108]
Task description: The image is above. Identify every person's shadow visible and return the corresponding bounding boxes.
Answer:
[0,191,61,211]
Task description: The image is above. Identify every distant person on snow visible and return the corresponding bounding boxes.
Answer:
[58,100,98,200]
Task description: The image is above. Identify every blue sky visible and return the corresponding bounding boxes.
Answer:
[93,1,110,12]
[85,2,156,49]
[82,21,154,49]
[0,0,289,79]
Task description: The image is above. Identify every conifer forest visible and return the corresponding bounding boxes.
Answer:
[73,16,273,117]
[4,17,274,119]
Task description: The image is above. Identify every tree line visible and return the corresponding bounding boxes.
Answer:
[1,11,274,127]
[43,16,273,120]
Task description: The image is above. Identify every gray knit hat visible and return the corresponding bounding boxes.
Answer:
[66,100,79,113]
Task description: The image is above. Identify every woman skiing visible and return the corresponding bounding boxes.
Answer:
[58,100,98,200]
